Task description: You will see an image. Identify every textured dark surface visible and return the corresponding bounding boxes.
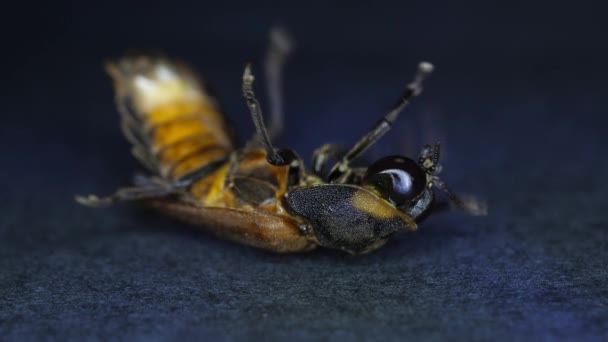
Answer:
[286,185,415,253]
[2,1,607,340]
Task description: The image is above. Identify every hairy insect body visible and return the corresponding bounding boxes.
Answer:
[107,57,233,181]
[79,33,485,254]
[149,148,317,253]
[105,56,317,252]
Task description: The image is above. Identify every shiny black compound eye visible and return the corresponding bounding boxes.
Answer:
[363,156,427,206]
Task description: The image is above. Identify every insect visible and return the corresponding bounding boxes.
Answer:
[77,28,486,254]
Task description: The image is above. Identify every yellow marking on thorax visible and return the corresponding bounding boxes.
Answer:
[351,189,417,228]
[234,148,290,197]
[189,163,234,206]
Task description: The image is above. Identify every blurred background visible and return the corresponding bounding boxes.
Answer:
[2,1,607,340]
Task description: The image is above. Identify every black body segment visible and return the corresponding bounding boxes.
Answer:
[406,189,434,221]
[363,155,428,206]
[284,184,417,254]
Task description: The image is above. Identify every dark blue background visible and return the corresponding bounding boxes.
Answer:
[2,1,607,340]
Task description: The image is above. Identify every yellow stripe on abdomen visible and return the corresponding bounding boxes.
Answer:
[147,101,232,180]
[107,56,234,181]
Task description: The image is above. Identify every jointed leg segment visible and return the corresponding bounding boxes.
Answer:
[311,143,346,178]
[327,62,435,182]
[75,178,181,207]
[242,64,298,167]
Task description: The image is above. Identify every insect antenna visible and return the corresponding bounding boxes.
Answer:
[328,61,434,181]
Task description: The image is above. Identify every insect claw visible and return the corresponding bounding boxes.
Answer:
[269,27,294,55]
[243,63,255,83]
[458,194,488,216]
[408,61,434,95]
[418,61,434,76]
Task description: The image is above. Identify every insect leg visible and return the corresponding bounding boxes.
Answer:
[431,176,488,216]
[327,62,434,182]
[419,109,447,160]
[242,64,299,167]
[265,27,293,140]
[419,142,443,174]
[75,178,185,208]
[349,167,368,184]
[311,143,346,177]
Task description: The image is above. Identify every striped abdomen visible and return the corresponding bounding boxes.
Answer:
[106,56,233,181]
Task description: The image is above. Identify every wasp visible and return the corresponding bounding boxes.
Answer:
[77,28,486,254]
